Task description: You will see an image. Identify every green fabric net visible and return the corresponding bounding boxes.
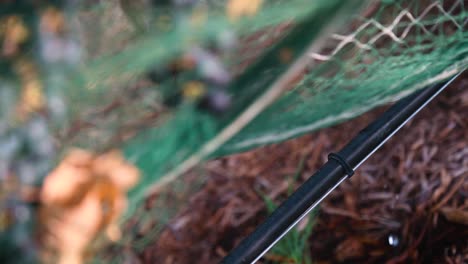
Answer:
[222,0,468,154]
[118,0,467,224]
[88,0,466,256]
[0,0,466,260]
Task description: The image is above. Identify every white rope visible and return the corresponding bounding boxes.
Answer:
[310,0,464,61]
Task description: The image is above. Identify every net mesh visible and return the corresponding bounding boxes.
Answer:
[114,0,467,258]
[0,0,466,261]
[123,0,467,213]
[220,0,468,154]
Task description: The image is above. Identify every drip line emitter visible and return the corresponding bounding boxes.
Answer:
[221,70,464,264]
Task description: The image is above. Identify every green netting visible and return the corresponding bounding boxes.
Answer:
[111,0,467,256]
[122,0,467,218]
[220,0,468,153]
[121,0,363,221]
[65,0,321,115]
[0,0,467,261]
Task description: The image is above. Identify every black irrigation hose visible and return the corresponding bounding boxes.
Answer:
[221,70,464,264]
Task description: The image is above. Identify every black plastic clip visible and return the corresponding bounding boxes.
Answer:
[328,153,354,178]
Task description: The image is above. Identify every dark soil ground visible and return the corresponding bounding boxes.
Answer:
[141,76,467,263]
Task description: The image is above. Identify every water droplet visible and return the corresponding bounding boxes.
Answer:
[388,234,399,247]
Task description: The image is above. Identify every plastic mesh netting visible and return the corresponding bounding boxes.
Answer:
[0,0,466,262]
[220,0,468,153]
[116,0,467,258]
[124,0,467,215]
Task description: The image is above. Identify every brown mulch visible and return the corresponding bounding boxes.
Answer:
[140,76,467,264]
